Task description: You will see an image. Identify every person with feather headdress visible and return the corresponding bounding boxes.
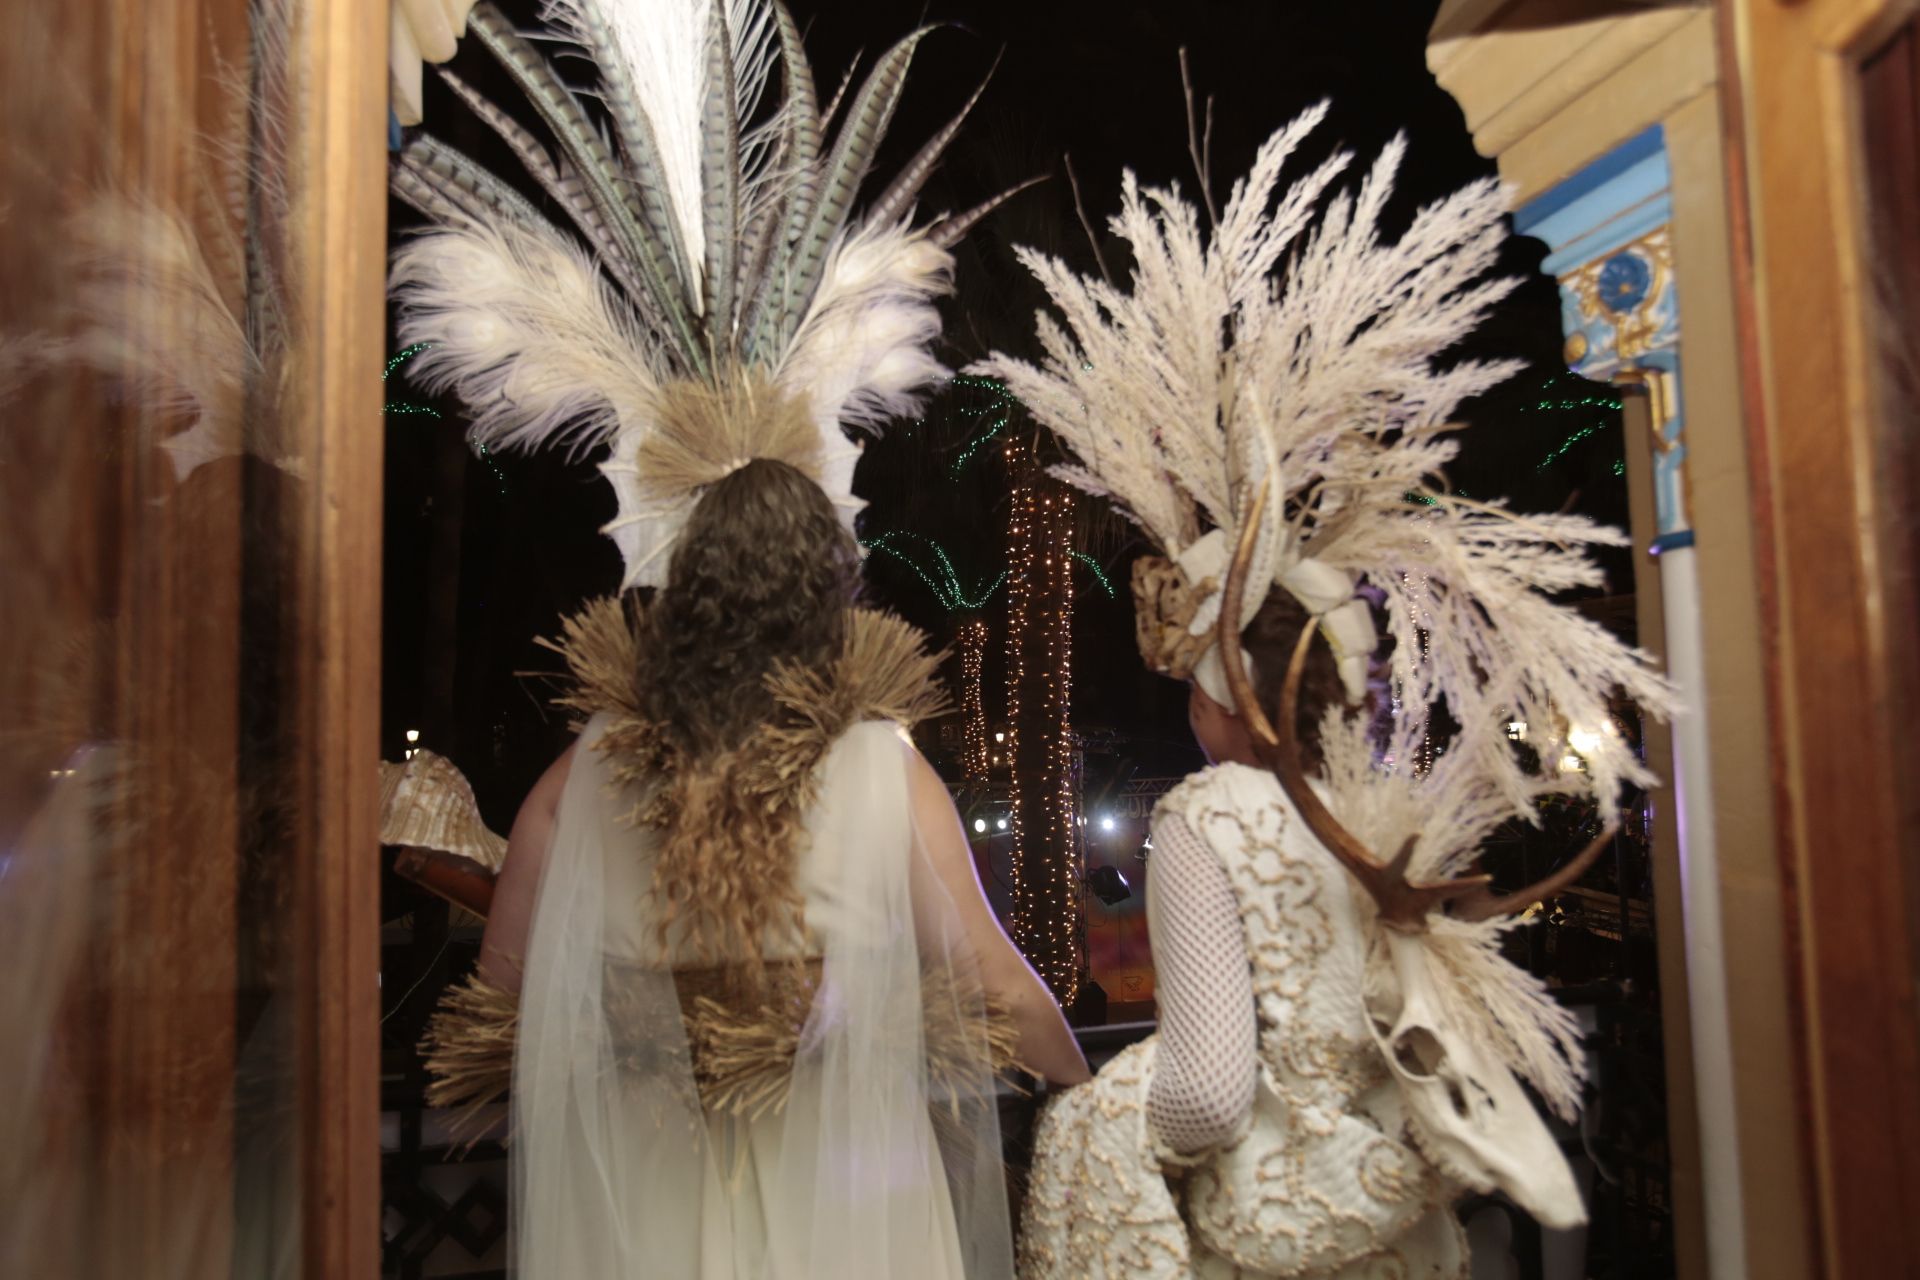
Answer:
[391,2,1087,1275]
[975,101,1676,1277]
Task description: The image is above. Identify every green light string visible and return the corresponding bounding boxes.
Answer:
[1523,372,1625,474]
[382,342,506,496]
[384,342,433,381]
[1517,373,1622,415]
[946,373,1016,478]
[862,529,1006,611]
[1535,422,1601,472]
[1071,551,1116,598]
[383,342,441,418]
[475,442,509,497]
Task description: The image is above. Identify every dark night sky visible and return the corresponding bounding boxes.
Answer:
[381,0,1632,828]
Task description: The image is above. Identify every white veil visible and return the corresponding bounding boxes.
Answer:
[512,713,1014,1278]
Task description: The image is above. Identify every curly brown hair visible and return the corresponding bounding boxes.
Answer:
[640,458,861,758]
[1239,588,1351,775]
[627,459,862,979]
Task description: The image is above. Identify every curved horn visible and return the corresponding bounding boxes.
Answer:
[1216,476,1281,749]
[1454,822,1619,923]
[1216,479,1490,930]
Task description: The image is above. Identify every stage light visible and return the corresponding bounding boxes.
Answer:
[1099,815,1115,832]
[974,818,987,834]
[1086,866,1131,906]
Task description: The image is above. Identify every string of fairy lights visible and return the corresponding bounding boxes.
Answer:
[960,618,989,782]
[861,529,1114,614]
[1004,435,1084,1005]
[384,342,510,497]
[860,530,1007,611]
[1071,551,1116,599]
[945,373,1016,476]
[1524,373,1624,473]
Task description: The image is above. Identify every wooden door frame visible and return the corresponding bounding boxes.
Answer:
[288,1,386,1274]
[1722,0,1920,1273]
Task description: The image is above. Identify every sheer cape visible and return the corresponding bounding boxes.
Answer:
[506,602,1015,1278]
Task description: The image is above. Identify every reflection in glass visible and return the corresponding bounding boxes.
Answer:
[1,2,315,1274]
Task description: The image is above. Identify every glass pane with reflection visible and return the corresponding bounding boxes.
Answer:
[2,2,321,1274]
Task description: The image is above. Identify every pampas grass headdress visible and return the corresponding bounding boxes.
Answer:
[976,101,1674,823]
[976,102,1680,1108]
[390,0,1023,587]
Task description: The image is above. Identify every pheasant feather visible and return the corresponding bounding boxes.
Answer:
[392,0,1007,585]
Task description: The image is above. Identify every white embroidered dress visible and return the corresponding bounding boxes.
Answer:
[1021,763,1467,1279]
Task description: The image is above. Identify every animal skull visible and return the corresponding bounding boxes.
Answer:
[1365,928,1586,1230]
[1130,556,1216,680]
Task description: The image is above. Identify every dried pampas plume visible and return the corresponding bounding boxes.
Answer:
[636,373,821,497]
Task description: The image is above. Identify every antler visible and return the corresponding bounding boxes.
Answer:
[1216,478,1488,928]
[1451,822,1618,923]
[1215,478,1611,930]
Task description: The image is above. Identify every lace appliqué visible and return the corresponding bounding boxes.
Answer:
[1019,764,1469,1279]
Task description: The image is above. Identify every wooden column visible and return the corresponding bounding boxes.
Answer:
[1725,0,1920,1273]
[286,2,387,1275]
[0,1,386,1275]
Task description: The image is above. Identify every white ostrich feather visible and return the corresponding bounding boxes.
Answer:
[778,218,954,433]
[65,197,257,482]
[391,217,664,458]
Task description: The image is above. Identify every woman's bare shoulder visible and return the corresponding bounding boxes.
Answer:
[523,738,581,818]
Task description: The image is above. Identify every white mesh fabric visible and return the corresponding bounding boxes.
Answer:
[1143,810,1258,1158]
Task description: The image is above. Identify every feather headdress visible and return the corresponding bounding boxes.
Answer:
[976,104,1674,822]
[391,0,1017,587]
[979,100,1680,1131]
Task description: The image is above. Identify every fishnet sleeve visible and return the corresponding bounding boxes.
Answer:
[1145,810,1258,1158]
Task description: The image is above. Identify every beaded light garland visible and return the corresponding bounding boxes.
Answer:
[1005,436,1083,1004]
[947,373,1016,476]
[385,341,507,496]
[1071,551,1117,599]
[861,530,1006,612]
[961,618,989,782]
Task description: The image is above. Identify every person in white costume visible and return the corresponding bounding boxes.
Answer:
[463,459,1087,1278]
[388,1,1090,1273]
[976,101,1676,1277]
